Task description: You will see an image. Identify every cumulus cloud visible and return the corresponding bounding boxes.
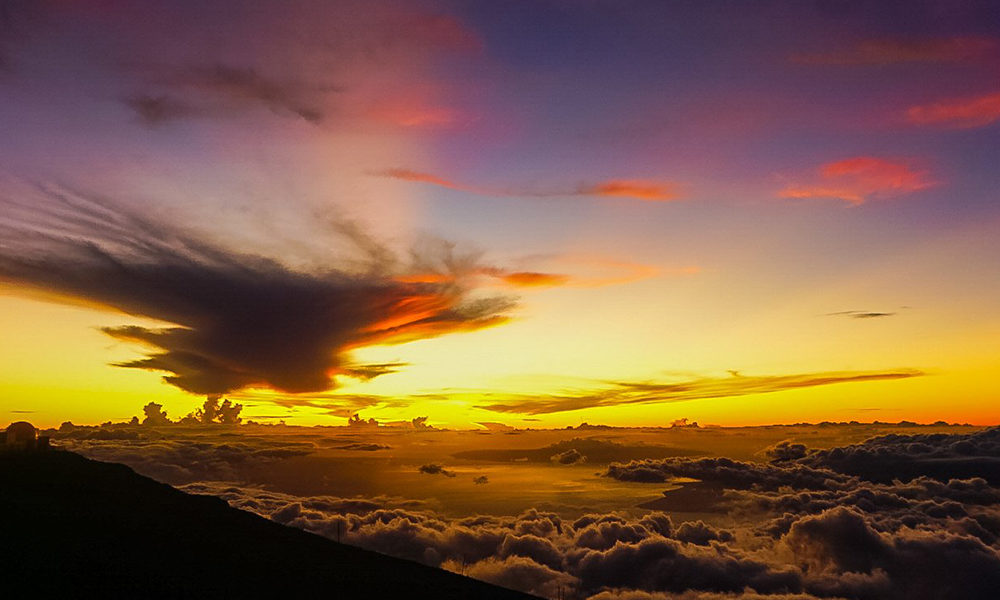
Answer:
[785,506,1000,599]
[477,369,923,415]
[792,427,1000,485]
[0,185,516,395]
[762,440,809,462]
[447,555,578,598]
[183,482,807,599]
[574,536,802,595]
[605,456,854,491]
[779,157,936,205]
[419,463,457,477]
[551,448,587,465]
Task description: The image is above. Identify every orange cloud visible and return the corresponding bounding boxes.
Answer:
[567,257,663,287]
[580,180,681,202]
[475,256,672,291]
[496,271,571,288]
[792,36,998,65]
[905,92,1000,129]
[780,157,936,205]
[511,255,673,288]
[376,168,465,191]
[394,272,457,285]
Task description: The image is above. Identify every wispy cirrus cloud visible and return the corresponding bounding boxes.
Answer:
[395,255,665,291]
[476,369,924,415]
[4,1,485,130]
[529,255,672,288]
[374,168,682,202]
[905,91,1000,129]
[779,157,936,205]
[827,310,896,319]
[480,268,572,288]
[791,35,998,65]
[377,168,468,191]
[124,63,335,125]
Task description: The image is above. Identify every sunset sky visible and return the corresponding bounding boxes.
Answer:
[2,0,999,428]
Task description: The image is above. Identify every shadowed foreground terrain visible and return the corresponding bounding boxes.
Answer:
[0,449,539,599]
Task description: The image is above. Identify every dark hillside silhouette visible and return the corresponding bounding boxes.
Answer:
[0,449,540,599]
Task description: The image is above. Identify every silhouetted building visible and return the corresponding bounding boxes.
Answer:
[1,422,49,450]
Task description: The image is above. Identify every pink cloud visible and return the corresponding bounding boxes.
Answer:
[780,157,936,205]
[905,92,1000,129]
[792,35,998,65]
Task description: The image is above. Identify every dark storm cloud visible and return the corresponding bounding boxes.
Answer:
[477,370,923,415]
[0,185,516,395]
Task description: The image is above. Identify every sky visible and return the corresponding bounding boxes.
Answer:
[1,0,999,428]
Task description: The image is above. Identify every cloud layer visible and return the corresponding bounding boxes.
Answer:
[53,420,1000,599]
[171,427,1000,599]
[476,369,923,415]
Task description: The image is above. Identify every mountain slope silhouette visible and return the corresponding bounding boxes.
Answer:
[0,449,540,599]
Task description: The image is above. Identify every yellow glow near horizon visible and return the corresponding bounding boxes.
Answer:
[5,268,997,431]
